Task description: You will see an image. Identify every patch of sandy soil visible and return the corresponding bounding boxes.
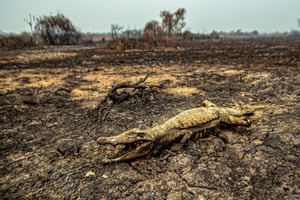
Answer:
[0,40,300,199]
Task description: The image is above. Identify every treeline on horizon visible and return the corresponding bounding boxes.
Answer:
[1,8,300,49]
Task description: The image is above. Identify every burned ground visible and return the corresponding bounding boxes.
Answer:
[0,39,300,199]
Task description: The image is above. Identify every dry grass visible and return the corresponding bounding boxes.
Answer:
[164,87,199,96]
[0,69,67,93]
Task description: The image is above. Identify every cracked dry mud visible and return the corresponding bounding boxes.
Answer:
[0,39,300,199]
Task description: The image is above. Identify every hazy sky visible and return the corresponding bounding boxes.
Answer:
[1,0,300,34]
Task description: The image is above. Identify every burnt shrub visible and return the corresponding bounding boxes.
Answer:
[0,34,33,49]
[34,13,80,45]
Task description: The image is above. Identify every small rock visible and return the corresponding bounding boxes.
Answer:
[253,139,263,145]
[56,138,80,156]
[102,174,109,179]
[85,171,95,177]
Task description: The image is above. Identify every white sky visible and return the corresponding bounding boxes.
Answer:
[1,0,300,33]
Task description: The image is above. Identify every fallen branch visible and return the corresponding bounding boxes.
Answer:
[107,74,152,103]
[23,87,71,105]
[95,74,165,131]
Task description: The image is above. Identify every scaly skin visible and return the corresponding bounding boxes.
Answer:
[97,100,264,163]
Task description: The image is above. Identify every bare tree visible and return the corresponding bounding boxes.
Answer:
[160,8,186,36]
[173,8,186,35]
[160,10,174,36]
[111,24,123,40]
[24,14,37,44]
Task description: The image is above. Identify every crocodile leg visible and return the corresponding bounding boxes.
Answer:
[180,130,194,143]
[221,115,251,126]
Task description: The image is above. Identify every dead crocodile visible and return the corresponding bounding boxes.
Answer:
[97,100,264,163]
